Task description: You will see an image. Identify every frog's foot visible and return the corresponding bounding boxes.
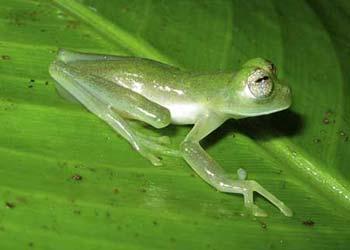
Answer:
[138,136,181,158]
[136,146,163,166]
[133,134,181,166]
[241,180,292,217]
[134,131,171,145]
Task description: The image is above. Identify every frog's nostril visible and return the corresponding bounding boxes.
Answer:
[284,86,291,95]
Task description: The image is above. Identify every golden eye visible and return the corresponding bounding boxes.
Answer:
[247,69,273,98]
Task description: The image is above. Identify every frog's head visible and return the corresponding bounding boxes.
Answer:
[224,58,291,118]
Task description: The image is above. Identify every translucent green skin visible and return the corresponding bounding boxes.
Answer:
[49,49,292,217]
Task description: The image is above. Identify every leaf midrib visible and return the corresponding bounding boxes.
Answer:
[53,0,178,66]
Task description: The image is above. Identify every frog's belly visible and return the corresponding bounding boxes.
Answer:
[163,102,204,125]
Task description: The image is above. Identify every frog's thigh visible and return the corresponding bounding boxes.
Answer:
[57,49,124,63]
[50,60,171,129]
[50,60,172,165]
[50,60,137,143]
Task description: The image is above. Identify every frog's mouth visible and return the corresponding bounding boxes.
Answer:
[232,84,292,118]
[252,85,292,116]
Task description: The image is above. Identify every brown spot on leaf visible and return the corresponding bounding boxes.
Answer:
[325,110,333,116]
[1,55,10,60]
[66,20,80,29]
[73,210,81,215]
[5,202,15,209]
[302,219,315,227]
[28,79,35,88]
[313,138,321,143]
[258,220,267,230]
[72,174,83,181]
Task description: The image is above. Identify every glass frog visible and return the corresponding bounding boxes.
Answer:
[49,49,292,217]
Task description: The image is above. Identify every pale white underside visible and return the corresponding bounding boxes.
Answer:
[162,102,205,124]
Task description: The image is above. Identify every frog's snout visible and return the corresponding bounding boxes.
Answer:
[285,86,291,95]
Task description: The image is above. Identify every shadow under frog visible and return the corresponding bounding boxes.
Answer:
[205,109,303,145]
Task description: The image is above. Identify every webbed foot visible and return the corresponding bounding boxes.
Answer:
[134,134,181,166]
[241,179,292,217]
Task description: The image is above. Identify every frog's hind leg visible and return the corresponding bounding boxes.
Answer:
[49,60,180,165]
[57,49,125,64]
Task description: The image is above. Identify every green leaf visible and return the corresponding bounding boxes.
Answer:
[0,0,349,249]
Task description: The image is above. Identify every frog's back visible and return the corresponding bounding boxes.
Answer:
[70,56,182,90]
[70,56,206,124]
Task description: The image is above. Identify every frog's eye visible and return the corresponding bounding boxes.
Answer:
[247,69,273,98]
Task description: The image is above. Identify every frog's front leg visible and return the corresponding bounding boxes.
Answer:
[181,113,292,217]
[49,60,180,165]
